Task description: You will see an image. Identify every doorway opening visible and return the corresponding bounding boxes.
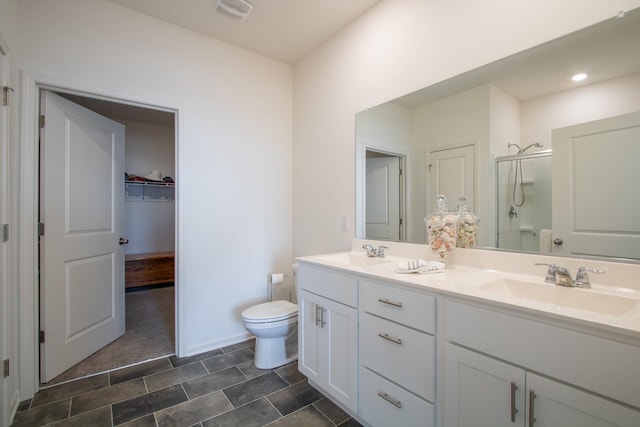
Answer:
[38,88,177,386]
[365,149,406,241]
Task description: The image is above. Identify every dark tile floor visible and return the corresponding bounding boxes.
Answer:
[12,340,362,427]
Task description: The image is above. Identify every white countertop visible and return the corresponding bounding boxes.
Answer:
[296,241,640,340]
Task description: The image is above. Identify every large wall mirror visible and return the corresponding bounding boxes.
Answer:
[356,9,640,261]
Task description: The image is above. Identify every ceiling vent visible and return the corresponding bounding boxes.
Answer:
[215,0,253,21]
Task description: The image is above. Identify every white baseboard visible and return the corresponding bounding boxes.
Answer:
[184,332,253,358]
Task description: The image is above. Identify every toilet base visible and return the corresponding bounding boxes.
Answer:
[254,323,298,369]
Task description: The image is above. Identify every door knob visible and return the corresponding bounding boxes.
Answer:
[119,238,129,245]
[553,238,563,246]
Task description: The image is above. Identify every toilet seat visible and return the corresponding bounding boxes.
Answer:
[242,300,298,323]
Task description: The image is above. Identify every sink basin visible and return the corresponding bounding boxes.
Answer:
[478,279,638,316]
[315,252,394,267]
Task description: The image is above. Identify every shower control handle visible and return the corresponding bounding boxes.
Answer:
[553,238,563,246]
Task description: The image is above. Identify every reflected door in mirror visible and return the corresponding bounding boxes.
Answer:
[552,111,640,260]
[428,144,475,215]
[366,155,402,240]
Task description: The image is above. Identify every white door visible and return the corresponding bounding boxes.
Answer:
[0,41,9,426]
[445,343,526,426]
[552,112,640,259]
[366,155,401,240]
[526,372,640,426]
[39,90,126,382]
[428,145,475,212]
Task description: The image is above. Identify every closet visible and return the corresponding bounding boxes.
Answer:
[123,119,176,289]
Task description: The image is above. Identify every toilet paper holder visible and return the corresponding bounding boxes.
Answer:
[268,273,289,302]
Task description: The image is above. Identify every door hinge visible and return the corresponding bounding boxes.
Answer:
[38,222,45,236]
[2,86,14,106]
[399,167,403,176]
[39,115,45,128]
[2,359,8,377]
[39,330,45,343]
[2,224,8,242]
[428,164,432,173]
[399,218,403,225]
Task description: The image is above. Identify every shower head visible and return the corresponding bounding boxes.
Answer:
[520,143,543,154]
[509,142,543,154]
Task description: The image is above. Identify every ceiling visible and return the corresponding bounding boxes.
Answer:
[106,0,382,64]
[63,3,639,125]
[394,8,640,108]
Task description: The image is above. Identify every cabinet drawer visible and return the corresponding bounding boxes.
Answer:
[360,367,435,427]
[360,312,435,401]
[297,264,358,307]
[360,280,435,333]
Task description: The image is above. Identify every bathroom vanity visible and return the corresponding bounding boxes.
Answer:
[296,239,640,427]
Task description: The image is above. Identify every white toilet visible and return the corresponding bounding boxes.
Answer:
[241,299,298,369]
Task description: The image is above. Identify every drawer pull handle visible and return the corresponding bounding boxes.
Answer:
[528,390,536,427]
[378,298,403,308]
[378,391,402,408]
[378,332,402,345]
[510,381,518,422]
[315,305,321,326]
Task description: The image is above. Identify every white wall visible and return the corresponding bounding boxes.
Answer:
[292,0,640,256]
[410,85,490,244]
[15,0,293,381]
[521,72,640,144]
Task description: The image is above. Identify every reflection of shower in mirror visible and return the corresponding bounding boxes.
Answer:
[496,150,551,253]
[507,143,543,207]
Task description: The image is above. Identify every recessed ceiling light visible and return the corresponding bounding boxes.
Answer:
[215,0,253,21]
[572,73,588,82]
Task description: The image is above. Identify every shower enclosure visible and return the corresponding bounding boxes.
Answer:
[496,150,552,252]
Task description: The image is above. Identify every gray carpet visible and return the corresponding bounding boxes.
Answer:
[44,285,175,386]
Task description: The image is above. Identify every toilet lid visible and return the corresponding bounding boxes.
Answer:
[242,300,298,322]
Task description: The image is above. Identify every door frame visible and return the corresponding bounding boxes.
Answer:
[365,151,405,241]
[18,71,181,398]
[356,143,407,241]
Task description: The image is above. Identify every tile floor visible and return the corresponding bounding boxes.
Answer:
[12,340,362,427]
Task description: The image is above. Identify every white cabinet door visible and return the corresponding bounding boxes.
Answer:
[298,290,358,412]
[445,343,526,427]
[526,373,640,427]
[298,290,322,385]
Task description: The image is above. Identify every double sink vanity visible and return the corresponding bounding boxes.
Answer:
[296,239,640,426]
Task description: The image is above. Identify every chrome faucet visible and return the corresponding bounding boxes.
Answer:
[536,262,574,288]
[362,244,388,258]
[535,263,573,286]
[574,267,606,288]
[554,266,574,287]
[535,263,605,288]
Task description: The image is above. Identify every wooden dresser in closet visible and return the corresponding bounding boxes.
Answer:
[125,252,175,288]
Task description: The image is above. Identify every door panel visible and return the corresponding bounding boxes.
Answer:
[40,91,125,382]
[552,112,640,259]
[428,145,475,211]
[445,343,526,427]
[527,372,640,427]
[366,156,401,240]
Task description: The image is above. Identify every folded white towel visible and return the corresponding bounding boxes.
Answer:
[397,259,427,271]
[397,259,445,274]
